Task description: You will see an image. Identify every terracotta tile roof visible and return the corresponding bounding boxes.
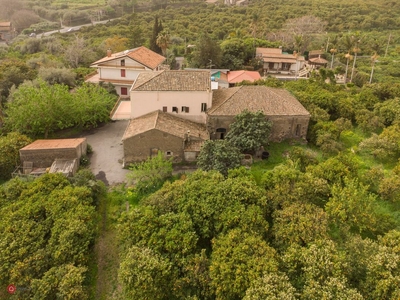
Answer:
[208,86,310,116]
[309,50,324,56]
[256,47,305,63]
[122,110,209,141]
[227,70,261,84]
[20,138,86,150]
[256,47,283,55]
[309,56,328,64]
[90,46,165,69]
[132,70,211,91]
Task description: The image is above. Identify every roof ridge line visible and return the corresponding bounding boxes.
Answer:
[210,86,243,113]
[154,110,160,129]
[133,71,164,90]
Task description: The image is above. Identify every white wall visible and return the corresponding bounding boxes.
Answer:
[99,57,151,68]
[99,67,148,81]
[131,90,212,124]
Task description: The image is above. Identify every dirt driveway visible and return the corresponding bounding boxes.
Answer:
[80,120,129,186]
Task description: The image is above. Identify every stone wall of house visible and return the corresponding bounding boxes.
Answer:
[123,129,185,164]
[207,115,309,142]
[20,148,82,168]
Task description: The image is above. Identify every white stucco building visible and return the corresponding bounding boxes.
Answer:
[130,70,213,124]
[86,46,166,96]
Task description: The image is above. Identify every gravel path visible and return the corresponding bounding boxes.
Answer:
[80,120,129,186]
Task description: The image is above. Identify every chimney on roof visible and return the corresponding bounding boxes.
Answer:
[107,49,112,57]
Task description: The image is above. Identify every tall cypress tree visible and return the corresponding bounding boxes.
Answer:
[150,16,163,54]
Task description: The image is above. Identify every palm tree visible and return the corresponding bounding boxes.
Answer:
[250,13,259,38]
[344,52,352,84]
[156,31,170,57]
[350,44,361,83]
[341,35,357,84]
[293,34,303,53]
[369,53,379,84]
[328,35,339,69]
[330,48,337,69]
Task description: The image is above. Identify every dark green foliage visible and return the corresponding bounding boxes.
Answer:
[118,170,269,298]
[272,202,329,249]
[0,58,37,102]
[225,110,272,154]
[149,16,163,54]
[127,151,173,195]
[243,272,297,300]
[38,67,76,87]
[0,173,98,299]
[4,81,116,138]
[119,246,173,300]
[210,229,278,299]
[0,132,32,180]
[190,32,222,68]
[197,140,242,177]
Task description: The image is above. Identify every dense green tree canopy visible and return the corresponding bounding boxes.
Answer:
[4,81,116,138]
[0,132,32,180]
[197,140,242,177]
[0,173,102,299]
[225,110,272,154]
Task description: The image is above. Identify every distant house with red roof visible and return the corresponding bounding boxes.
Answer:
[226,70,261,86]
[86,46,166,96]
[256,47,305,76]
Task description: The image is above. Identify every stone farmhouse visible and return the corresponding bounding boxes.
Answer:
[208,86,310,141]
[86,46,166,96]
[121,69,310,163]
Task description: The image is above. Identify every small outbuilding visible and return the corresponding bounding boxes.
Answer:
[18,138,87,176]
[122,110,209,164]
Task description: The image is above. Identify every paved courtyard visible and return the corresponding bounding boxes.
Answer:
[80,120,129,186]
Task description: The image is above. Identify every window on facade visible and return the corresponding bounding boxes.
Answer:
[165,151,173,156]
[163,106,167,112]
[121,69,126,77]
[268,62,275,70]
[172,107,178,113]
[282,63,290,70]
[181,106,189,113]
[201,103,207,112]
[121,87,128,95]
[121,59,125,66]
